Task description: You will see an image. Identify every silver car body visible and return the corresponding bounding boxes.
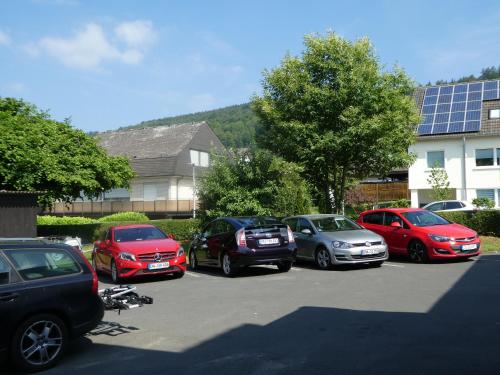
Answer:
[283,214,388,265]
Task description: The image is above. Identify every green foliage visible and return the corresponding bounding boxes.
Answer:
[197,150,312,223]
[98,212,150,222]
[472,197,495,209]
[120,104,261,149]
[252,32,419,213]
[37,215,98,225]
[0,98,135,207]
[433,65,500,85]
[438,211,500,237]
[38,219,200,244]
[386,199,411,208]
[427,163,451,201]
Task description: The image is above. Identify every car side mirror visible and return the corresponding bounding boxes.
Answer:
[301,228,312,235]
[104,239,111,245]
[390,221,402,228]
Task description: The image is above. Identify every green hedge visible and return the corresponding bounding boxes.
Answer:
[38,219,200,244]
[98,212,150,222]
[37,215,98,225]
[438,210,500,237]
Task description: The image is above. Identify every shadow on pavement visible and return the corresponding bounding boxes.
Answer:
[8,255,500,375]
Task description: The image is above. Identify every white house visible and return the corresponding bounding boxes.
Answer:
[409,81,500,208]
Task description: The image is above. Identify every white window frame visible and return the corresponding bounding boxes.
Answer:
[488,109,500,119]
[190,149,209,167]
[426,150,445,169]
[474,148,500,168]
[476,189,499,207]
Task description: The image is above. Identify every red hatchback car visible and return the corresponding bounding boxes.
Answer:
[92,224,186,283]
[357,208,480,262]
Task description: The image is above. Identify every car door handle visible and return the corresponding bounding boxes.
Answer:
[0,292,19,302]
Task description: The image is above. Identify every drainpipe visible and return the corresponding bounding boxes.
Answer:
[462,136,467,201]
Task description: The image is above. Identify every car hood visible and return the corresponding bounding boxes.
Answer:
[115,239,179,254]
[422,224,476,238]
[319,229,383,243]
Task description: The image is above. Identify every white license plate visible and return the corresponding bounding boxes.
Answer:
[148,261,170,270]
[462,244,477,251]
[361,249,379,256]
[259,238,280,245]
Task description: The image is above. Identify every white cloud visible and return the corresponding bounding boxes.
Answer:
[115,20,156,48]
[0,30,11,46]
[30,21,156,70]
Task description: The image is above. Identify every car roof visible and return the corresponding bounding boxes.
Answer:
[360,208,425,215]
[285,214,346,220]
[0,243,73,250]
[111,224,157,230]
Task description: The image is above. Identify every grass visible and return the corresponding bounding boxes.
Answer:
[480,236,500,253]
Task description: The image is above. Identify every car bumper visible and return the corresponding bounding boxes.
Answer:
[427,240,481,259]
[231,246,296,267]
[332,245,389,264]
[116,255,187,278]
[72,295,105,338]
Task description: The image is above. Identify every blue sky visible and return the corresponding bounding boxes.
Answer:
[1,0,500,132]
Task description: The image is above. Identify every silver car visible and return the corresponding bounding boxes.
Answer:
[283,214,388,269]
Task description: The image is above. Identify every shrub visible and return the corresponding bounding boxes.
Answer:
[37,215,97,225]
[472,197,495,209]
[438,210,500,237]
[98,212,150,222]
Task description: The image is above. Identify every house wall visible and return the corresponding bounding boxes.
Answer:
[128,177,195,201]
[409,135,500,207]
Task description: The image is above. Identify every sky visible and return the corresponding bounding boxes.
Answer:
[1,0,500,132]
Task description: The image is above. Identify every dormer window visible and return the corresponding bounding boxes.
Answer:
[190,149,209,167]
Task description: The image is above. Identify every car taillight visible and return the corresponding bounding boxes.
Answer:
[236,228,247,247]
[76,251,99,295]
[287,226,295,243]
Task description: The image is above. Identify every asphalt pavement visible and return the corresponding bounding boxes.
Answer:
[5,255,500,375]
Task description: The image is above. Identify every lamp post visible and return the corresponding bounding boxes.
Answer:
[189,163,196,219]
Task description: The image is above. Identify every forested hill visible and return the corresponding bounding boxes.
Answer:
[122,103,260,149]
[430,65,500,85]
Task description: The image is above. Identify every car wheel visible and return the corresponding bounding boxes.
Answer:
[315,247,331,270]
[11,313,68,372]
[369,260,384,267]
[221,252,238,277]
[189,249,198,271]
[408,240,429,263]
[110,259,121,284]
[277,261,292,272]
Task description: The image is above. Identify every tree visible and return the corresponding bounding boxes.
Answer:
[252,32,420,212]
[197,149,311,223]
[472,197,495,209]
[426,163,451,201]
[0,97,135,207]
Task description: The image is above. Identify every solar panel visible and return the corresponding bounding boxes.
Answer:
[417,80,500,136]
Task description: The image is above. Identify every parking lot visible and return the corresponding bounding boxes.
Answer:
[10,255,500,375]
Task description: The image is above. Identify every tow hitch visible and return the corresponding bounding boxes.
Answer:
[99,285,153,314]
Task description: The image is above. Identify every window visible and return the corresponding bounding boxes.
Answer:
[383,213,405,227]
[311,217,362,232]
[489,109,500,119]
[476,189,495,202]
[283,218,298,232]
[444,201,463,210]
[427,151,444,168]
[190,149,209,167]
[143,183,158,201]
[363,212,384,225]
[476,149,494,166]
[497,148,500,166]
[425,202,444,211]
[401,211,450,227]
[5,249,81,280]
[297,218,314,233]
[115,227,167,242]
[0,256,14,285]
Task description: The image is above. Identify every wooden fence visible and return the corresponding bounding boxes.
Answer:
[348,182,409,204]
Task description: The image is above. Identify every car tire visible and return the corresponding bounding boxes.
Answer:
[189,249,198,271]
[172,271,185,279]
[315,247,331,270]
[277,261,292,272]
[408,240,429,263]
[11,313,68,372]
[221,252,238,277]
[110,259,121,284]
[369,260,384,267]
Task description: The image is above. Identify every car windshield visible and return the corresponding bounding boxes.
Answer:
[114,227,167,242]
[311,217,362,232]
[401,211,450,227]
[236,217,282,226]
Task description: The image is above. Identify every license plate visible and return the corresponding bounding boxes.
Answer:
[462,244,477,251]
[148,261,170,270]
[259,238,280,245]
[361,249,379,256]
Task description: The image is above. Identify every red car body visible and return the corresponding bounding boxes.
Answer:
[92,224,186,282]
[357,208,480,261]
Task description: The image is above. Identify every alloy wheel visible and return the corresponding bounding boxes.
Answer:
[189,250,197,270]
[409,241,428,263]
[20,320,63,366]
[111,261,118,283]
[316,248,331,269]
[222,254,231,275]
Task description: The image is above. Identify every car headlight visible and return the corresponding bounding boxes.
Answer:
[177,247,185,257]
[119,252,136,261]
[429,234,451,242]
[333,241,353,249]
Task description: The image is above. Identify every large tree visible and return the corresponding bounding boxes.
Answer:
[0,97,135,207]
[252,32,420,212]
[197,149,311,223]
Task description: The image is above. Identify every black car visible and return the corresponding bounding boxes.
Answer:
[0,242,104,372]
[189,216,297,277]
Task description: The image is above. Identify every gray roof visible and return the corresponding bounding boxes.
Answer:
[97,122,206,159]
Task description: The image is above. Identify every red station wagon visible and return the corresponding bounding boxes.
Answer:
[357,208,481,262]
[92,224,186,283]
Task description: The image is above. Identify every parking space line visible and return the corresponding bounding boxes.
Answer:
[185,272,201,277]
[291,267,303,271]
[383,262,405,268]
